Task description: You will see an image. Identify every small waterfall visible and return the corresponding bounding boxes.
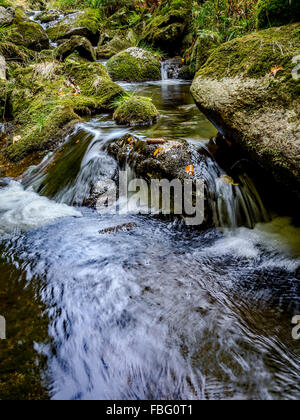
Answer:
[161,59,183,80]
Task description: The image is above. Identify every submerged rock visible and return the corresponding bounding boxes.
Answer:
[46,9,102,45]
[113,96,159,126]
[191,23,300,200]
[106,47,161,82]
[55,36,96,62]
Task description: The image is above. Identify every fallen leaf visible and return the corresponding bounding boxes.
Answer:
[147,173,152,178]
[76,140,80,144]
[154,147,163,157]
[185,165,194,176]
[270,66,284,77]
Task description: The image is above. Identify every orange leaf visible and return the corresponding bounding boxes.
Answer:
[154,147,163,157]
[185,165,194,176]
[270,66,284,77]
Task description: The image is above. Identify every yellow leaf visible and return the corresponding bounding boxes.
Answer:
[154,147,163,157]
[270,66,284,77]
[185,165,194,176]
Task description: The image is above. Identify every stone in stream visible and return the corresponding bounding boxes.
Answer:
[191,23,300,202]
[113,96,159,127]
[99,223,137,235]
[55,36,96,62]
[106,47,161,82]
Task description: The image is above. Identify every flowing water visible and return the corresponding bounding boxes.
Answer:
[0,66,300,399]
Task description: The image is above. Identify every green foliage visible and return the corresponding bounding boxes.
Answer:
[192,0,259,42]
[256,0,300,29]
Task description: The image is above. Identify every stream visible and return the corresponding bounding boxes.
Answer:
[0,14,300,400]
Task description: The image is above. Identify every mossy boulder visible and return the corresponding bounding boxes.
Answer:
[55,36,96,62]
[46,9,102,46]
[191,23,300,199]
[113,96,159,126]
[141,0,192,55]
[107,47,161,82]
[0,9,49,51]
[257,0,300,29]
[97,35,132,59]
[4,61,124,164]
[186,31,221,76]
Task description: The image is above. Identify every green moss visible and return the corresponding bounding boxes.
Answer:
[55,36,96,62]
[257,0,300,29]
[106,47,161,82]
[0,79,11,120]
[186,31,221,75]
[197,23,300,102]
[46,8,102,45]
[0,9,49,52]
[113,95,159,126]
[6,61,124,162]
[141,0,192,54]
[97,36,132,59]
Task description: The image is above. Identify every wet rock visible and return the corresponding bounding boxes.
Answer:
[108,134,207,182]
[0,55,6,80]
[99,223,137,235]
[106,47,161,82]
[161,58,184,80]
[113,96,159,127]
[55,36,96,62]
[46,9,102,45]
[0,5,14,26]
[191,23,300,200]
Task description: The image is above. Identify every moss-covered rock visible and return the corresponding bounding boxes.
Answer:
[191,23,300,199]
[0,8,49,51]
[186,31,221,76]
[55,36,96,62]
[106,47,161,82]
[97,35,133,59]
[3,61,124,164]
[257,0,300,29]
[113,96,159,126]
[46,9,102,46]
[141,0,192,55]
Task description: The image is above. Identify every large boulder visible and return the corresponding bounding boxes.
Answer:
[113,96,159,126]
[106,47,161,82]
[0,55,6,80]
[46,9,102,46]
[191,23,300,200]
[257,0,300,29]
[55,36,96,62]
[0,5,14,26]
